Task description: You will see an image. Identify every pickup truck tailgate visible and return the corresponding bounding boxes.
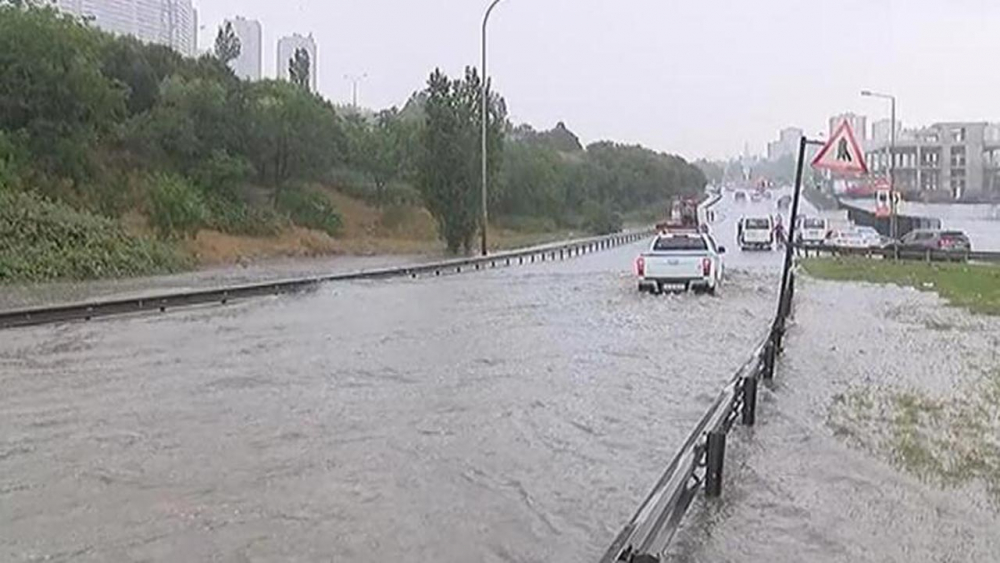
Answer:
[644,253,705,280]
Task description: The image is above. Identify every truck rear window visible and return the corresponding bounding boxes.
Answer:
[803,219,825,229]
[745,219,770,229]
[654,236,708,251]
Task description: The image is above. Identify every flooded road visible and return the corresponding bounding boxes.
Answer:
[1,194,795,562]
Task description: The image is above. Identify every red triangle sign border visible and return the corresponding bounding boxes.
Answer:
[811,120,869,175]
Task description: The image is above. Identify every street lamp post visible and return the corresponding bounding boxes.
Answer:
[344,73,368,109]
[861,90,898,239]
[480,0,503,256]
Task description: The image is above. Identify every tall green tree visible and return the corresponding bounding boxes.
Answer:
[289,48,311,90]
[417,67,506,253]
[214,21,241,65]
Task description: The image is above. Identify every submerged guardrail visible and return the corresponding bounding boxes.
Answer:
[0,229,651,330]
[602,178,806,562]
[600,270,797,563]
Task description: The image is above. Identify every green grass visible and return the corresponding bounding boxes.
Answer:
[802,257,1000,315]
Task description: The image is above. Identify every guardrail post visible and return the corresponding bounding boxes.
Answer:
[763,338,776,380]
[742,376,758,426]
[786,273,796,315]
[705,430,726,497]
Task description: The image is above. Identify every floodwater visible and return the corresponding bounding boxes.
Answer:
[1,195,794,562]
[0,255,424,311]
[666,263,1000,561]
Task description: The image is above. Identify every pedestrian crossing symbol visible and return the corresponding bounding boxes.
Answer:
[812,120,868,174]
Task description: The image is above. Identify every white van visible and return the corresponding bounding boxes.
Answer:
[795,217,828,247]
[738,216,774,251]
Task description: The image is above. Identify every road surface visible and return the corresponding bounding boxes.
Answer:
[1,193,802,562]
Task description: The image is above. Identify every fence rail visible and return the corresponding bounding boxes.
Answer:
[599,272,796,563]
[601,152,811,563]
[796,244,1000,263]
[0,230,651,330]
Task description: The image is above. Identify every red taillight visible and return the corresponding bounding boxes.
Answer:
[702,257,712,277]
[636,256,645,277]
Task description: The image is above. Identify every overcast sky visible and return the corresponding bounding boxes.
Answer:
[196,0,1000,160]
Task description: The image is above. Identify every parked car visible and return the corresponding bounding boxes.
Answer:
[854,226,890,248]
[636,231,725,295]
[827,229,868,250]
[734,191,747,203]
[898,229,972,252]
[776,195,792,210]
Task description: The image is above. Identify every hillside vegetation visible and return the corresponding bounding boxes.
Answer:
[0,3,705,282]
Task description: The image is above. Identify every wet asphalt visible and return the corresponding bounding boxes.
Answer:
[3,192,911,563]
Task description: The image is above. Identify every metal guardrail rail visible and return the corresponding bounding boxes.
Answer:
[603,147,814,562]
[796,244,1000,263]
[599,272,796,563]
[0,230,651,330]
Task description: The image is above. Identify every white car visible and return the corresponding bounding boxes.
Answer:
[854,226,888,248]
[828,230,868,249]
[738,216,774,251]
[636,231,725,295]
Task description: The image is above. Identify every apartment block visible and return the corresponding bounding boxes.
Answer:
[866,122,1000,201]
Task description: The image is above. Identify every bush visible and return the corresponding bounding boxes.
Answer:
[191,150,253,200]
[203,195,285,237]
[276,188,342,237]
[582,201,623,235]
[0,189,187,283]
[148,173,208,239]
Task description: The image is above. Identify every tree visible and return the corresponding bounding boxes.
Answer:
[345,108,416,207]
[0,5,125,180]
[245,80,345,197]
[214,21,241,65]
[289,48,311,90]
[417,67,506,253]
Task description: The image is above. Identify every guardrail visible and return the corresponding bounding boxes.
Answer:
[0,229,651,330]
[795,244,1000,263]
[601,186,801,563]
[600,270,797,563]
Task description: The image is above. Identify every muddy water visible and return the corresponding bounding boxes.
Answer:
[667,276,1000,562]
[0,196,794,563]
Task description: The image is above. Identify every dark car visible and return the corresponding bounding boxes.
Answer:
[899,229,972,252]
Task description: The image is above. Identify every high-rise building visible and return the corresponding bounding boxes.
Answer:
[871,118,903,147]
[829,113,868,143]
[225,17,262,81]
[766,127,803,161]
[53,0,198,57]
[277,33,317,92]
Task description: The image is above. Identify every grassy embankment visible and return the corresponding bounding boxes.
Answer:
[808,256,1000,499]
[802,257,1000,315]
[0,184,582,284]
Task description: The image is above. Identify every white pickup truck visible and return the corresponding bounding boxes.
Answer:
[635,231,726,295]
